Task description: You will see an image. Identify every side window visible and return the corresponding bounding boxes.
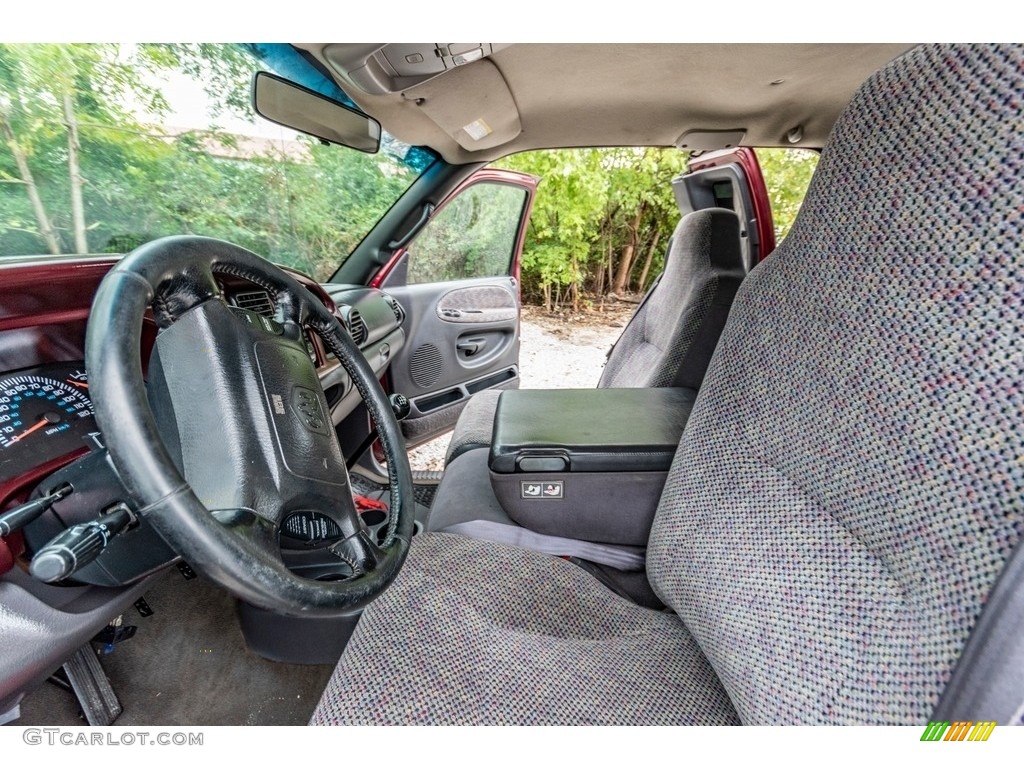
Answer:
[406,182,527,284]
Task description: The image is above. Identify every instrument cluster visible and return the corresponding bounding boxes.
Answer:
[0,362,97,485]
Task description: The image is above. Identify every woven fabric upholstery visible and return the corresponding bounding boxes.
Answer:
[598,208,741,388]
[443,388,502,465]
[648,44,1024,725]
[311,533,739,725]
[443,208,742,466]
[314,44,1024,728]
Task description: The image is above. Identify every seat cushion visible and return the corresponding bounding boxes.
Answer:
[310,533,739,725]
[599,208,743,390]
[647,43,1024,725]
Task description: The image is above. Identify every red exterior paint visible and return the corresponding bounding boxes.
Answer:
[369,249,404,289]
[370,168,539,288]
[688,147,777,261]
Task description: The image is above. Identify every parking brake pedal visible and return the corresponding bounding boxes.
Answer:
[62,644,122,726]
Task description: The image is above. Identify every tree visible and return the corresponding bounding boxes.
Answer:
[0,43,169,254]
[0,43,421,282]
[495,147,687,310]
[756,148,819,243]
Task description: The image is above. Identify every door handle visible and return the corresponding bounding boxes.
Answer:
[457,339,487,356]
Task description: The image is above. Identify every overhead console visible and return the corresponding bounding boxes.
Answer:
[322,43,520,154]
[322,44,509,96]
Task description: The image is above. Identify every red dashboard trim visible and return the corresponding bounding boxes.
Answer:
[0,258,116,334]
[0,448,89,511]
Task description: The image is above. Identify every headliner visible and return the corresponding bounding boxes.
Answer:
[297,43,914,163]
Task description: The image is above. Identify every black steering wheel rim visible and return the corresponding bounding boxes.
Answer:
[85,235,414,617]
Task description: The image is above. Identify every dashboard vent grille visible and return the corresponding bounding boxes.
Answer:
[389,297,405,324]
[234,290,274,316]
[346,309,368,346]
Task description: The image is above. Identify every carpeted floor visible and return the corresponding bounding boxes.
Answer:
[12,472,437,728]
[12,568,337,726]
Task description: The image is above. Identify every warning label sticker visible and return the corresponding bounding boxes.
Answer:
[521,480,563,499]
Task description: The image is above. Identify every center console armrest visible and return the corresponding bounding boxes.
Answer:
[488,388,697,546]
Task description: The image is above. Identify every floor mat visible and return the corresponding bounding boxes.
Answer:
[11,568,335,727]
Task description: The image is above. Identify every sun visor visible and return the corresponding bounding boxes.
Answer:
[403,59,521,152]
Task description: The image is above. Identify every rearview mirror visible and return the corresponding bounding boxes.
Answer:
[252,71,381,153]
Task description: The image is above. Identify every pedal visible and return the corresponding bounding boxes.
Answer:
[61,644,122,726]
[92,621,138,655]
[410,469,444,484]
[176,562,197,580]
[133,597,154,617]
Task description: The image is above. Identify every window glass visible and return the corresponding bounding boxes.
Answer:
[756,148,820,244]
[0,43,433,281]
[406,182,526,284]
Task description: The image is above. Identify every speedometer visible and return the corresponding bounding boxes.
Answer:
[0,363,97,483]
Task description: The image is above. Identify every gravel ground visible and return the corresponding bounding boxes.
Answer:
[407,302,635,472]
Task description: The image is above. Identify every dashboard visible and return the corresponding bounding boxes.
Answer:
[0,255,407,570]
[0,251,413,714]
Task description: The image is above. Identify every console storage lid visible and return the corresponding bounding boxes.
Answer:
[488,388,696,474]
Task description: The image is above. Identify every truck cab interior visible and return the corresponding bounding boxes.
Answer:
[1,43,1022,727]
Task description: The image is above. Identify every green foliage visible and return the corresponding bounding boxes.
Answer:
[0,43,412,280]
[408,183,527,284]
[495,147,687,309]
[756,148,819,243]
[141,44,254,119]
[496,147,819,310]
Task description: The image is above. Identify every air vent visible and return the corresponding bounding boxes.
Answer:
[233,290,274,316]
[346,309,368,346]
[388,297,405,325]
[409,343,443,388]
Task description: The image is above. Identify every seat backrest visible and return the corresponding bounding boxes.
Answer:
[647,44,1024,725]
[598,207,744,390]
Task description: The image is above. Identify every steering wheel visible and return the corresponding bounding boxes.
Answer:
[85,236,415,617]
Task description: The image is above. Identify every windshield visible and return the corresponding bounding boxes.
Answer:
[0,43,435,281]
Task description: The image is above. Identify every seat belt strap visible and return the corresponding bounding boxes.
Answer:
[440,519,646,572]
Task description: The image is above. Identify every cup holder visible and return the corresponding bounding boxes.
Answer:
[360,508,386,527]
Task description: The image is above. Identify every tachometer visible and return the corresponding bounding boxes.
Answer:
[0,363,96,483]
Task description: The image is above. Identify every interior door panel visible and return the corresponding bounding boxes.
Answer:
[436,284,518,323]
[372,170,537,446]
[386,274,521,445]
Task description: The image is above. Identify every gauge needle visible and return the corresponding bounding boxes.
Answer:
[9,417,50,444]
[66,379,89,389]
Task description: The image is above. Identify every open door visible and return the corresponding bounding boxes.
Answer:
[375,169,537,447]
[676,147,777,269]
